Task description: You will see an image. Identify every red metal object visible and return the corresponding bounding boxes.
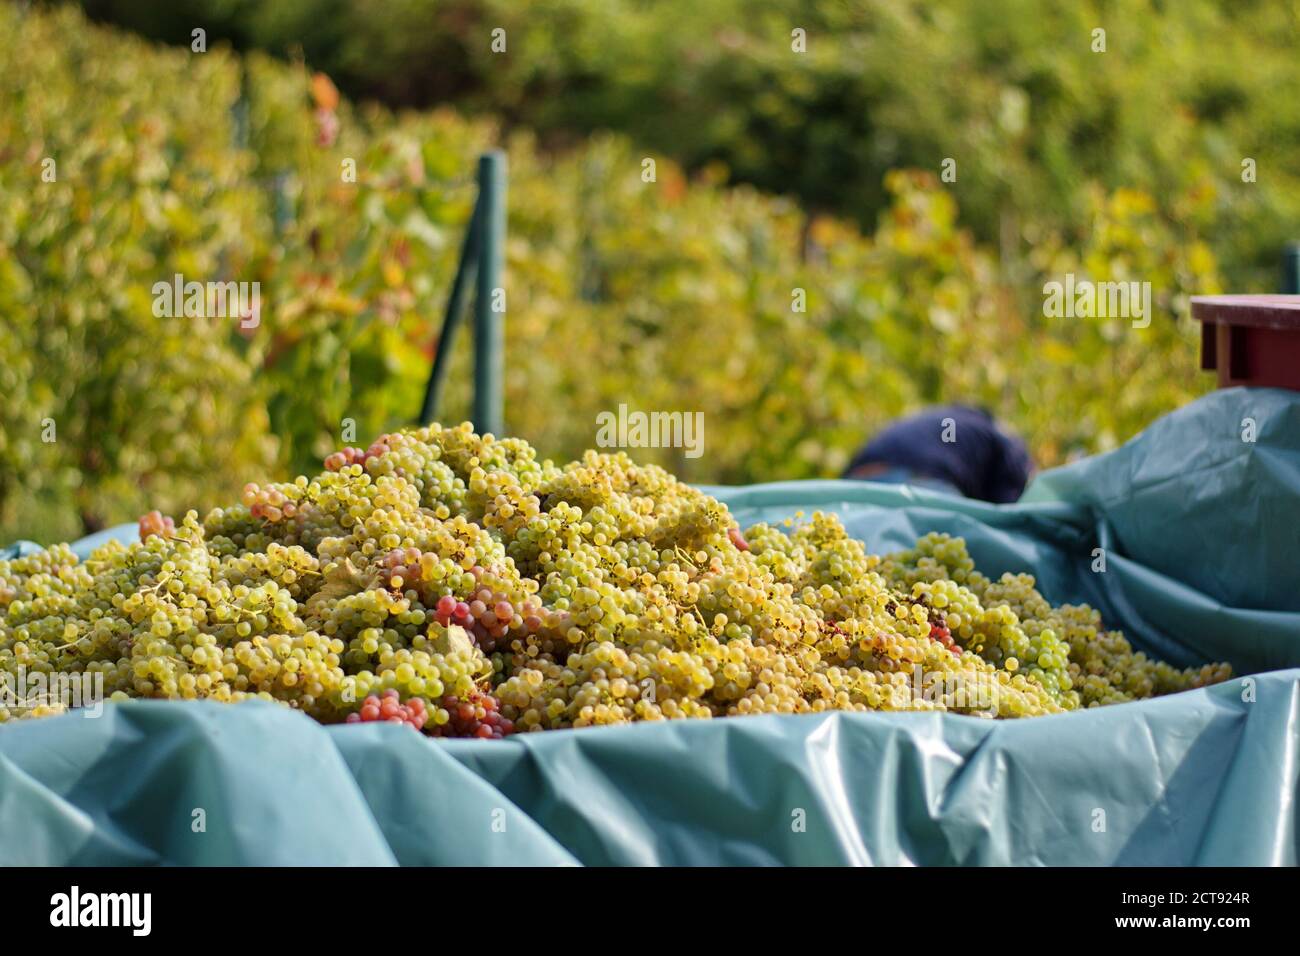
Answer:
[1190,295,1300,390]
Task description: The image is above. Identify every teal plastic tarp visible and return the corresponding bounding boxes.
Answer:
[2,387,1298,865]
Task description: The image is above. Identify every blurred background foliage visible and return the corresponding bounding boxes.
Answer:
[72,0,1298,287]
[3,0,1277,541]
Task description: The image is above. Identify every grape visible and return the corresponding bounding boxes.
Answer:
[138,511,176,541]
[346,690,428,731]
[0,423,1230,730]
[428,689,514,739]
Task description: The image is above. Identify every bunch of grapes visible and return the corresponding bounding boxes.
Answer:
[138,511,175,541]
[323,436,394,474]
[428,690,514,739]
[347,690,429,731]
[0,422,1231,731]
[928,623,962,657]
[239,484,301,524]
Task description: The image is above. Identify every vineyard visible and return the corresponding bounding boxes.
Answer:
[77,0,1300,288]
[0,2,1218,543]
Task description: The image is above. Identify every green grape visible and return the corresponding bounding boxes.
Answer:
[0,426,1231,730]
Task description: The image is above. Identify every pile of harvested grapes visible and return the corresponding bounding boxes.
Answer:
[0,424,1230,733]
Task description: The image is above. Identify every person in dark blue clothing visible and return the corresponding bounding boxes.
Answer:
[843,405,1034,503]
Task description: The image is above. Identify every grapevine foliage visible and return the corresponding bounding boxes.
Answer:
[1,4,1218,543]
